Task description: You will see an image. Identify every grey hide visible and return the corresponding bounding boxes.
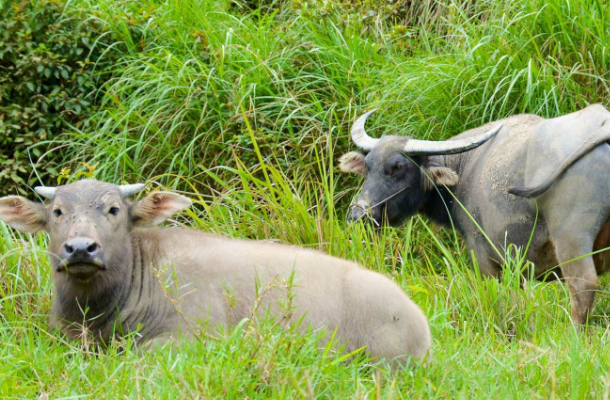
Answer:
[340,104,610,324]
[0,180,431,365]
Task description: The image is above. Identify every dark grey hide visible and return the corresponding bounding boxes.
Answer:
[340,105,610,324]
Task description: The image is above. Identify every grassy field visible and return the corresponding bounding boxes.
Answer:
[2,0,610,398]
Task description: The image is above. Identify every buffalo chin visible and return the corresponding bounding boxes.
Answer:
[64,263,103,282]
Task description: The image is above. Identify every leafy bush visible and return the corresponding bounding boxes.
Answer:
[0,0,119,195]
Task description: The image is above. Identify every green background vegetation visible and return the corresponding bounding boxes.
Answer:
[1,0,609,398]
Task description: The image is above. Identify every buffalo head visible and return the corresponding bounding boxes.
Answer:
[0,180,191,284]
[339,110,501,226]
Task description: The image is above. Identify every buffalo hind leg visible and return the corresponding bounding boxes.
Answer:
[555,239,600,325]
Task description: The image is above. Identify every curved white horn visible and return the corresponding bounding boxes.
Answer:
[351,109,380,151]
[403,123,503,155]
[119,183,146,198]
[34,186,57,200]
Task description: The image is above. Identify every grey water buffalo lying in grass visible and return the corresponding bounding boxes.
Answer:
[340,104,610,325]
[0,180,431,364]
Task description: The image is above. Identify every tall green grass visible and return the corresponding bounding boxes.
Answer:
[47,0,610,191]
[2,0,610,397]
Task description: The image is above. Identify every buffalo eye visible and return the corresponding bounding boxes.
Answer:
[389,162,402,175]
[108,206,120,216]
[53,208,62,217]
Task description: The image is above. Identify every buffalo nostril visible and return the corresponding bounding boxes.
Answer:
[63,237,100,258]
[87,242,98,254]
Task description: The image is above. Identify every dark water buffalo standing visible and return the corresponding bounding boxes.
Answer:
[0,180,431,363]
[340,105,610,324]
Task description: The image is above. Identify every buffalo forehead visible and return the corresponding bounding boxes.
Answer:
[54,180,123,206]
[367,136,411,163]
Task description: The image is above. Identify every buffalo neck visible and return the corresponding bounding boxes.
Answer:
[418,153,467,229]
[420,185,457,227]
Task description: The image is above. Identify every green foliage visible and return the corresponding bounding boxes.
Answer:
[0,0,119,195]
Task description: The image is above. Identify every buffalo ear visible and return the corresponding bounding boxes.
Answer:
[339,152,366,176]
[131,192,192,227]
[421,166,459,191]
[0,196,47,233]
